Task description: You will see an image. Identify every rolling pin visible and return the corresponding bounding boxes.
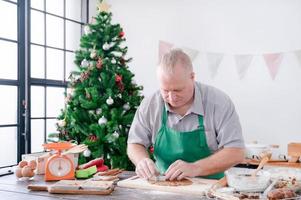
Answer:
[28,185,48,191]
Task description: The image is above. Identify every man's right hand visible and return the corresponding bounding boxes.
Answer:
[135,158,159,179]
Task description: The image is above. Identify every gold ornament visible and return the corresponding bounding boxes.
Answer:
[98,1,111,12]
[86,92,91,100]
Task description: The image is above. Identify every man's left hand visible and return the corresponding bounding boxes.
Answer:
[164,160,199,180]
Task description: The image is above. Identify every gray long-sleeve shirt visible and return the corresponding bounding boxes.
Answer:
[128,82,245,153]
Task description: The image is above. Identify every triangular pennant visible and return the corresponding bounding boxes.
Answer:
[295,50,301,67]
[263,53,283,80]
[234,55,253,79]
[206,53,224,78]
[158,40,174,63]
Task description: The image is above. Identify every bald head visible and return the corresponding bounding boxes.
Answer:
[157,49,195,110]
[157,49,193,77]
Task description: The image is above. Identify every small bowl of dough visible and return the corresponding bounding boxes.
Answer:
[225,168,271,192]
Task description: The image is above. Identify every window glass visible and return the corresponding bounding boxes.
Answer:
[46,119,59,141]
[46,0,64,17]
[0,40,17,79]
[46,48,64,80]
[0,86,17,125]
[31,86,45,118]
[65,51,77,81]
[46,87,65,117]
[31,119,45,152]
[31,44,45,78]
[31,0,44,11]
[66,21,81,51]
[46,15,64,48]
[30,10,45,45]
[0,127,17,166]
[66,0,82,22]
[0,1,17,40]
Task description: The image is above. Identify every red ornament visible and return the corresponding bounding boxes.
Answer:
[115,74,124,91]
[115,74,122,83]
[96,57,103,69]
[88,134,98,142]
[149,146,154,154]
[119,31,125,38]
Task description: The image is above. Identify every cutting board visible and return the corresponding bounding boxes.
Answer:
[117,176,217,196]
[28,180,114,195]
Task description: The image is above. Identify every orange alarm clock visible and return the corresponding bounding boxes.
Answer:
[43,142,75,181]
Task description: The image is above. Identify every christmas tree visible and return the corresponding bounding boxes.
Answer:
[56,0,143,170]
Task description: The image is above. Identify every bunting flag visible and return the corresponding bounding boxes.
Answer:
[295,50,301,67]
[207,53,224,78]
[158,40,199,62]
[158,40,173,63]
[158,40,301,80]
[263,53,283,80]
[234,55,253,79]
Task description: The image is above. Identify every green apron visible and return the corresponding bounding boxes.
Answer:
[153,106,224,179]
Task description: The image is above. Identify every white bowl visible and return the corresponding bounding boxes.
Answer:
[225,168,271,192]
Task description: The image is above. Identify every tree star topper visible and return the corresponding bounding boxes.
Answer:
[98,1,111,12]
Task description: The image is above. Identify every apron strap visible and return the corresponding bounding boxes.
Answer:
[198,113,204,127]
[162,105,168,125]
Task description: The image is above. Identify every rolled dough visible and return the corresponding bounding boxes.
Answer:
[148,178,193,186]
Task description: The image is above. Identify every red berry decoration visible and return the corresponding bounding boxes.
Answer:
[119,31,125,38]
[115,74,122,83]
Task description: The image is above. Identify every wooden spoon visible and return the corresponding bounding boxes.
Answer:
[62,144,88,155]
[210,176,228,190]
[251,151,272,177]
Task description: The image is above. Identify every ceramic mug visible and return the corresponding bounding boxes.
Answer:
[269,145,287,161]
[245,143,287,161]
[245,143,269,159]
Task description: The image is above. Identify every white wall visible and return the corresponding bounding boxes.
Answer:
[89,0,301,154]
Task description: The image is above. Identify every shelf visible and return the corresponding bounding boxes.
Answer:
[243,159,301,168]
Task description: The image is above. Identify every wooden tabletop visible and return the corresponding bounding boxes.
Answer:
[0,172,208,200]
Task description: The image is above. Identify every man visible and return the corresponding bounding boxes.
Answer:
[127,49,245,181]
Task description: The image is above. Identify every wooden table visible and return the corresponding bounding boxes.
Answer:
[0,172,209,200]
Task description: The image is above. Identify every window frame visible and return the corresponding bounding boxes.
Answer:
[28,0,88,154]
[0,0,89,169]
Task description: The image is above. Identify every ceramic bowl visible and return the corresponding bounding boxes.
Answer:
[225,168,271,192]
